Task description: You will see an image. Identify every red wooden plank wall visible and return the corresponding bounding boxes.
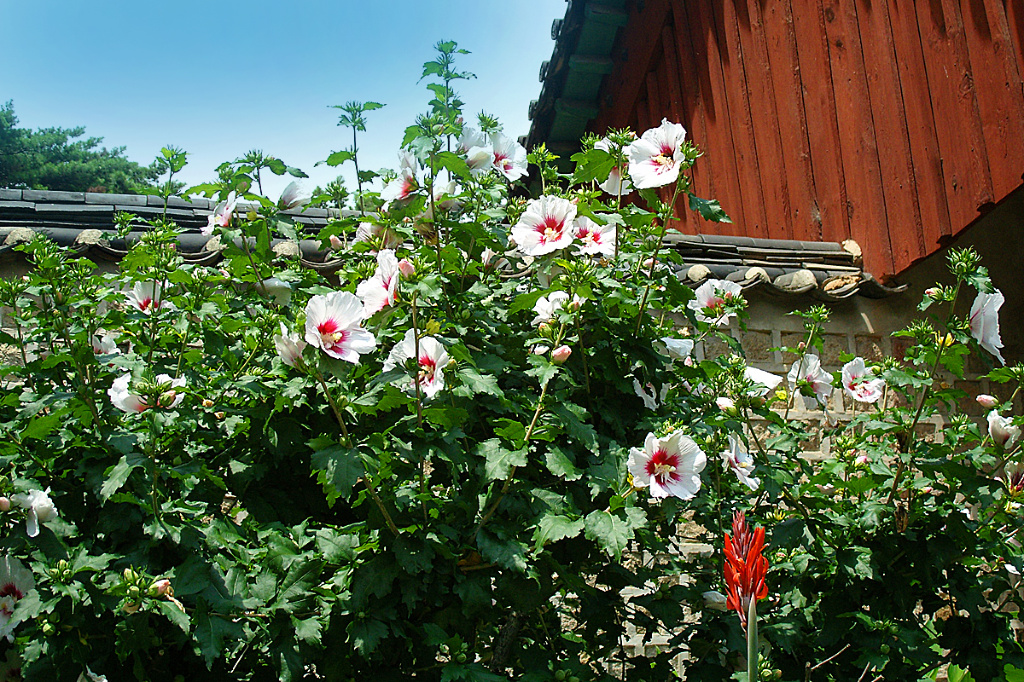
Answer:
[590,0,1024,279]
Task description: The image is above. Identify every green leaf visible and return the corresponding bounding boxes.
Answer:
[349,617,388,655]
[156,600,190,633]
[584,510,634,559]
[20,412,61,440]
[478,438,527,481]
[292,615,323,645]
[688,193,732,223]
[458,367,503,397]
[100,454,141,501]
[195,609,244,666]
[477,528,528,572]
[494,419,527,450]
[310,443,364,503]
[543,446,582,481]
[534,513,584,548]
[322,150,354,167]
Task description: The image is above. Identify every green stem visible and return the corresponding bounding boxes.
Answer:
[473,379,551,540]
[634,180,683,335]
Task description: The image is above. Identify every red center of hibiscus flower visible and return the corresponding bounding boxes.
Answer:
[317,319,347,349]
[139,297,153,311]
[536,216,564,243]
[645,449,681,485]
[0,582,23,616]
[418,355,437,385]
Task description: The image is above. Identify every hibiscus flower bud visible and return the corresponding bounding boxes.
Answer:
[716,396,737,415]
[158,390,178,408]
[398,259,416,278]
[329,234,344,250]
[977,394,998,409]
[0,496,9,512]
[122,602,140,615]
[149,579,174,598]
[533,345,550,356]
[854,454,869,467]
[551,345,572,364]
[797,341,806,351]
[925,287,942,299]
[201,399,214,408]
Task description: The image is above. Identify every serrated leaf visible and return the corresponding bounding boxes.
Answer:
[477,528,528,572]
[21,412,61,440]
[543,446,582,480]
[156,599,190,633]
[100,454,140,501]
[458,367,503,397]
[478,438,527,481]
[195,610,243,665]
[292,615,323,645]
[349,618,388,655]
[534,513,584,548]
[322,150,354,167]
[584,510,633,559]
[688,193,732,223]
[310,445,364,503]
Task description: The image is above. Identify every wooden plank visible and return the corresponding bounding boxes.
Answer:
[675,2,748,237]
[821,0,895,276]
[1006,0,1024,81]
[701,0,770,237]
[660,22,704,231]
[593,0,672,130]
[855,0,928,272]
[789,0,851,246]
[884,0,954,253]
[759,0,820,242]
[958,0,1024,199]
[914,0,994,236]
[751,0,821,242]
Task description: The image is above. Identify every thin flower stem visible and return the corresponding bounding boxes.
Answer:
[316,370,351,445]
[363,479,401,536]
[888,283,961,504]
[410,294,425,429]
[473,380,551,540]
[634,180,683,335]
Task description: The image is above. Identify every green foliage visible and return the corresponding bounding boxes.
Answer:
[0,100,160,192]
[0,40,1020,682]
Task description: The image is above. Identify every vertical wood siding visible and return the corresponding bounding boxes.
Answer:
[591,0,1024,278]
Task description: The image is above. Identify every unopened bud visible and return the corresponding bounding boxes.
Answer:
[551,345,572,364]
[202,399,214,408]
[329,234,344,250]
[797,341,806,351]
[716,396,737,415]
[149,579,173,598]
[925,287,941,299]
[0,497,9,512]
[854,454,869,467]
[977,394,998,409]
[158,390,177,408]
[533,345,550,356]
[398,259,416,278]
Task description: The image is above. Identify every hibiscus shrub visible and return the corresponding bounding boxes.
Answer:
[1,44,1023,681]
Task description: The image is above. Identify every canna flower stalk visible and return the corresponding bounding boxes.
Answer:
[724,510,768,631]
[724,510,768,680]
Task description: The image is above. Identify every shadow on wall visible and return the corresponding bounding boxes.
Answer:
[901,184,1024,367]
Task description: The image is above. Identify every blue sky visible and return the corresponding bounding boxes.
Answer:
[2,0,567,198]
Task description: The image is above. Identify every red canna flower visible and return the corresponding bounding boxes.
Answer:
[723,510,768,630]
